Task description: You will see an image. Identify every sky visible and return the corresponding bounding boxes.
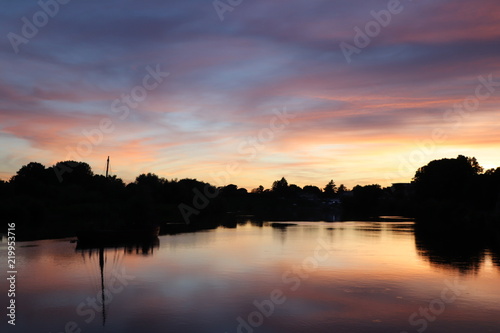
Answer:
[1,0,499,190]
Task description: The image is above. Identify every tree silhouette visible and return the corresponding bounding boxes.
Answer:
[303,185,322,196]
[413,155,483,202]
[411,155,500,225]
[135,173,165,187]
[323,180,336,197]
[220,184,239,196]
[272,177,289,195]
[343,184,383,217]
[337,184,347,195]
[251,185,264,194]
[2,155,498,237]
[10,162,48,186]
[52,161,93,185]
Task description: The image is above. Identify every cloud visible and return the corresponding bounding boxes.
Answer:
[1,0,499,187]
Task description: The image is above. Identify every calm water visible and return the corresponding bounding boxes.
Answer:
[2,220,500,333]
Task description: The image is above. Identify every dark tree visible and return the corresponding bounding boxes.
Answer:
[323,180,337,197]
[411,155,497,225]
[470,167,500,212]
[303,185,322,196]
[251,185,264,194]
[337,184,347,195]
[288,184,302,196]
[344,184,383,217]
[220,184,239,196]
[413,155,483,202]
[237,188,248,195]
[485,167,500,177]
[10,162,48,185]
[135,173,165,187]
[271,177,289,195]
[51,161,94,185]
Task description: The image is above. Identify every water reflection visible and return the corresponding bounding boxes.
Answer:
[3,220,500,333]
[270,222,297,229]
[415,223,500,274]
[76,237,160,256]
[74,237,160,326]
[387,223,415,234]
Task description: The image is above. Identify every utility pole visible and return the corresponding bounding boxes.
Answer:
[105,156,109,178]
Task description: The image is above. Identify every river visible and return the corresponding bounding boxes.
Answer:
[1,220,499,332]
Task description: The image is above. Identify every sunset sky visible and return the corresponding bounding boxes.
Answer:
[1,0,499,189]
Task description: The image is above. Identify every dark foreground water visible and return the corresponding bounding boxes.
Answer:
[1,220,500,333]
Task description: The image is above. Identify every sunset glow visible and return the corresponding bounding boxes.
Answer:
[1,0,500,189]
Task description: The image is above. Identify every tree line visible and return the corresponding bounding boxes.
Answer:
[1,154,499,237]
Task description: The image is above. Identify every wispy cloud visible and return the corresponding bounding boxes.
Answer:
[1,0,499,187]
